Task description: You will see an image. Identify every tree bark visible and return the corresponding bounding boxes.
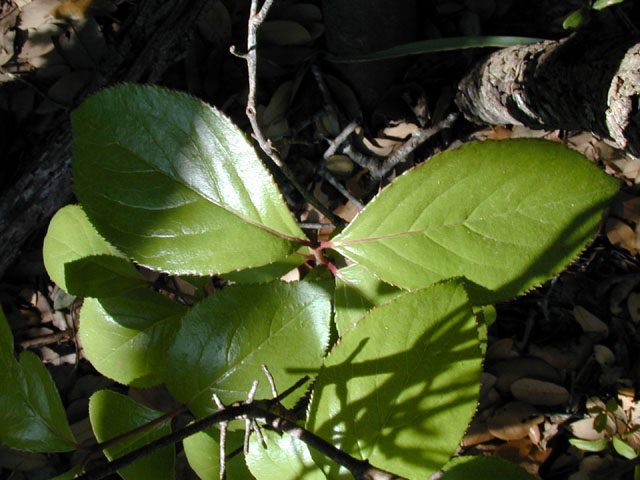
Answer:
[455,33,640,158]
[0,0,208,279]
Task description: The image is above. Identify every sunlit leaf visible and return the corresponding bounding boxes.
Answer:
[72,84,306,276]
[307,280,482,478]
[166,281,331,418]
[592,0,625,10]
[89,390,175,480]
[0,309,76,452]
[183,428,250,480]
[80,288,188,387]
[569,437,609,452]
[613,436,638,460]
[329,139,618,305]
[246,429,325,480]
[43,205,145,297]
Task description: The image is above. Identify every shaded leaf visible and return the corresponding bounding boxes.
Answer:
[166,281,331,418]
[79,288,188,387]
[334,263,403,337]
[222,249,306,284]
[43,205,145,297]
[440,455,537,479]
[307,280,482,479]
[0,309,76,452]
[89,390,175,480]
[329,139,618,305]
[326,36,544,63]
[72,84,306,276]
[246,429,325,480]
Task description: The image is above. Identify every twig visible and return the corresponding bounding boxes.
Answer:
[18,329,74,349]
[344,113,459,178]
[230,0,344,227]
[74,375,406,480]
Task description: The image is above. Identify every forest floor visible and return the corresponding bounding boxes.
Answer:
[2,0,640,479]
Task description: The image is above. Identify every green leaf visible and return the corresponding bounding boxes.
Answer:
[89,390,175,480]
[79,288,188,387]
[72,84,306,276]
[440,455,537,479]
[613,436,638,460]
[0,310,76,452]
[166,281,331,418]
[183,428,251,480]
[563,8,588,29]
[307,280,482,479]
[246,429,325,480]
[569,437,609,452]
[329,139,618,305]
[222,249,307,284]
[326,36,544,63]
[334,263,403,337]
[43,205,145,297]
[592,0,625,10]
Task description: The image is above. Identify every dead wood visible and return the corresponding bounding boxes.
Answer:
[0,0,208,279]
[456,33,640,158]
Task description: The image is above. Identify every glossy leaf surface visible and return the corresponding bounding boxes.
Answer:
[167,281,331,418]
[72,84,306,275]
[80,288,188,387]
[440,456,537,479]
[43,205,145,297]
[183,428,250,480]
[330,139,618,304]
[307,281,482,479]
[246,429,325,480]
[0,310,76,452]
[89,390,175,480]
[334,263,403,336]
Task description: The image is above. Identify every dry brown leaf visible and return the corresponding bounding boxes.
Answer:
[489,356,562,393]
[258,20,312,46]
[593,344,615,366]
[606,218,638,255]
[334,200,361,223]
[487,401,544,441]
[324,74,362,120]
[622,158,640,183]
[485,337,518,362]
[382,122,419,139]
[510,378,569,406]
[494,437,550,477]
[461,417,494,447]
[281,3,322,24]
[197,0,232,46]
[19,0,63,29]
[529,334,593,371]
[569,417,606,441]
[573,305,609,340]
[326,154,354,176]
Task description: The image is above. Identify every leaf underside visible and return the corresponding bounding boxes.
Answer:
[331,139,618,304]
[72,84,305,275]
[307,280,482,479]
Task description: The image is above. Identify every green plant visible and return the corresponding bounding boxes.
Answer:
[563,0,628,29]
[0,83,618,479]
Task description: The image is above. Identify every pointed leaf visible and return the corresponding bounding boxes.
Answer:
[89,390,175,480]
[166,281,331,418]
[307,280,482,479]
[569,437,609,452]
[72,84,306,275]
[43,205,145,297]
[330,139,618,304]
[334,264,403,336]
[613,436,638,460]
[79,288,188,387]
[246,429,325,480]
[440,455,537,479]
[0,310,76,452]
[183,428,251,480]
